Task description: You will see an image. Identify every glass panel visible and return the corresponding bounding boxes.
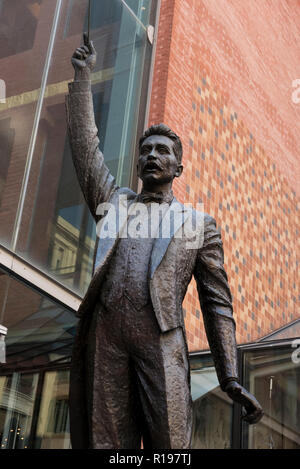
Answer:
[0,0,56,248]
[119,0,152,27]
[0,372,39,449]
[34,370,70,449]
[0,271,75,449]
[0,269,77,371]
[242,345,300,449]
[13,0,153,296]
[190,355,233,449]
[65,0,152,37]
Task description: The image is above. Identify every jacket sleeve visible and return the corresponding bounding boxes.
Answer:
[194,214,239,389]
[65,80,118,220]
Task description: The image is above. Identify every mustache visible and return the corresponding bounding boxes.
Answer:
[143,160,163,171]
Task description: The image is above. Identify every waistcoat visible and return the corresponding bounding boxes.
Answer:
[99,196,173,311]
[100,234,155,311]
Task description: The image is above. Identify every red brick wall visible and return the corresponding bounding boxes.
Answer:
[148,0,300,351]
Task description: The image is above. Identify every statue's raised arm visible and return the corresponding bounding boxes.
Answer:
[66,33,117,220]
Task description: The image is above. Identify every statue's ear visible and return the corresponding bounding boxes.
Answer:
[175,164,183,178]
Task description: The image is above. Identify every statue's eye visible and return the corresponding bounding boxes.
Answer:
[157,145,170,154]
[141,146,151,155]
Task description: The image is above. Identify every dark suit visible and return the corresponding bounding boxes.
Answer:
[66,80,239,449]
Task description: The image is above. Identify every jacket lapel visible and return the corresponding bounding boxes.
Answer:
[94,192,139,272]
[93,193,190,280]
[149,197,190,279]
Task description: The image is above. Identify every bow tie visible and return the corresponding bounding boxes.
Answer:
[138,190,173,204]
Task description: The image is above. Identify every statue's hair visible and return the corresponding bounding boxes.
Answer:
[139,123,183,163]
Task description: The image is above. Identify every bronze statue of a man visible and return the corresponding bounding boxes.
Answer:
[67,34,263,449]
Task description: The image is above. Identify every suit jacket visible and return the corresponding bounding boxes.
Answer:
[66,80,239,448]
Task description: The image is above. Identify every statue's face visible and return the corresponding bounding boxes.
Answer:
[137,135,183,187]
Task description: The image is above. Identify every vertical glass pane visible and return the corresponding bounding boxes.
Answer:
[190,355,233,448]
[13,0,154,296]
[0,372,39,449]
[242,345,300,449]
[0,0,56,248]
[34,370,70,449]
[0,272,9,325]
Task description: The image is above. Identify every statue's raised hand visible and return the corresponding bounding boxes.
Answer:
[225,381,263,424]
[72,32,97,80]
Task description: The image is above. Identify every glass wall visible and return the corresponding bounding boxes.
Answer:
[190,337,300,449]
[0,369,71,449]
[0,269,76,370]
[0,372,39,449]
[0,0,57,249]
[190,354,233,449]
[34,369,70,449]
[0,0,155,296]
[0,268,76,449]
[242,343,300,449]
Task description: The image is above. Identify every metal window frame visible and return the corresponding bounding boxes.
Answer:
[190,336,300,449]
[0,244,81,313]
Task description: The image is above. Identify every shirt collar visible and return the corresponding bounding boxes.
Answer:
[137,189,174,205]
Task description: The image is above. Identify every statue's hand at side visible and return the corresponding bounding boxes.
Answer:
[72,32,97,81]
[225,381,263,424]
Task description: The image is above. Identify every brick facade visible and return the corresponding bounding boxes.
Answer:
[148,0,300,351]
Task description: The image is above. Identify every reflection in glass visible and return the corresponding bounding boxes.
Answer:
[0,372,39,449]
[0,269,77,370]
[0,271,76,448]
[34,370,70,449]
[10,0,154,296]
[15,102,97,295]
[0,118,15,204]
[0,0,56,248]
[190,355,233,448]
[0,0,42,59]
[243,346,300,449]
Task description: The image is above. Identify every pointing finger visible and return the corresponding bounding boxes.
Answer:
[88,40,96,56]
[83,32,96,56]
[83,32,89,46]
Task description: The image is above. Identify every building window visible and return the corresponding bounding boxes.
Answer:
[242,344,300,449]
[34,370,70,449]
[0,372,39,449]
[0,269,75,449]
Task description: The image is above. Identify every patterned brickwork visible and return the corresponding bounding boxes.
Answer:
[180,68,299,351]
